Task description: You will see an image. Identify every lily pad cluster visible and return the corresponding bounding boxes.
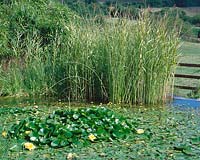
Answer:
[8,107,134,148]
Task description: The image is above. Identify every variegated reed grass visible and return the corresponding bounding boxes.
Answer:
[0,12,179,104]
[68,12,179,104]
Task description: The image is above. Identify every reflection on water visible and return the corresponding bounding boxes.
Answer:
[173,96,200,108]
[0,96,92,108]
[0,96,61,107]
[0,96,200,111]
[171,96,200,114]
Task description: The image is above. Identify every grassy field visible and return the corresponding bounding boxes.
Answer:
[181,7,200,16]
[174,41,200,97]
[0,101,200,160]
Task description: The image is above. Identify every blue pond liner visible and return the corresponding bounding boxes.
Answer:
[172,96,200,109]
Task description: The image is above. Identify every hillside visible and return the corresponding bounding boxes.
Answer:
[96,0,200,7]
[182,7,200,16]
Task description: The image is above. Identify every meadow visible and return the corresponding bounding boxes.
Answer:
[175,42,200,97]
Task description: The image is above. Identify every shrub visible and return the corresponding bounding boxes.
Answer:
[152,8,192,37]
[188,14,200,26]
[0,0,75,58]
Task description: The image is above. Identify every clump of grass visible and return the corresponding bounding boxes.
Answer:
[70,12,179,104]
[0,1,179,105]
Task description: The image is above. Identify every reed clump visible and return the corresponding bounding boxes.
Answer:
[0,1,179,104]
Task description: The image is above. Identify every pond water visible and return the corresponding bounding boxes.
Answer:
[0,96,199,105]
[172,96,200,111]
[1,96,200,159]
[0,96,200,111]
[0,96,66,107]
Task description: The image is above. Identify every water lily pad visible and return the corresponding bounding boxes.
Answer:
[51,139,60,147]
[8,107,134,148]
[191,137,200,145]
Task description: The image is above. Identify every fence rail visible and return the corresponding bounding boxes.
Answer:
[178,63,200,68]
[175,74,200,79]
[174,63,200,90]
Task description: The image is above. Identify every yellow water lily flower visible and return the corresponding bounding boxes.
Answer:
[136,129,144,134]
[24,142,36,151]
[88,134,96,142]
[2,131,7,138]
[25,131,31,135]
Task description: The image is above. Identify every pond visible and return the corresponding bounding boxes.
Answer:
[0,96,200,159]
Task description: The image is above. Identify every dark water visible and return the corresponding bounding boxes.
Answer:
[0,96,200,110]
[0,96,61,107]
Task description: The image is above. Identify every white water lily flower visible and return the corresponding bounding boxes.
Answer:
[136,129,144,134]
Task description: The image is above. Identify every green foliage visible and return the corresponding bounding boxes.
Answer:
[153,8,193,37]
[0,1,179,104]
[66,0,107,17]
[174,0,200,7]
[0,0,76,96]
[187,87,200,99]
[187,14,200,26]
[8,107,133,148]
[192,27,200,37]
[65,0,140,19]
[65,0,200,8]
[0,0,74,58]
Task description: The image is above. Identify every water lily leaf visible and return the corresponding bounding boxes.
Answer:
[72,137,79,144]
[60,140,69,147]
[174,144,194,155]
[73,114,79,120]
[51,139,60,147]
[9,145,18,152]
[112,130,125,138]
[39,137,48,144]
[8,107,134,148]
[30,136,38,142]
[27,121,38,130]
[183,147,194,156]
[83,124,89,129]
[107,111,113,117]
[38,128,46,136]
[86,128,92,133]
[95,120,103,125]
[65,130,73,138]
[191,137,200,145]
[46,119,54,124]
[97,127,106,135]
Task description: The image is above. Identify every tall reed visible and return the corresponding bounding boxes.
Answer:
[61,12,179,104]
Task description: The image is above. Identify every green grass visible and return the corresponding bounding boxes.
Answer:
[181,7,200,17]
[179,41,200,57]
[1,102,200,159]
[174,41,200,97]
